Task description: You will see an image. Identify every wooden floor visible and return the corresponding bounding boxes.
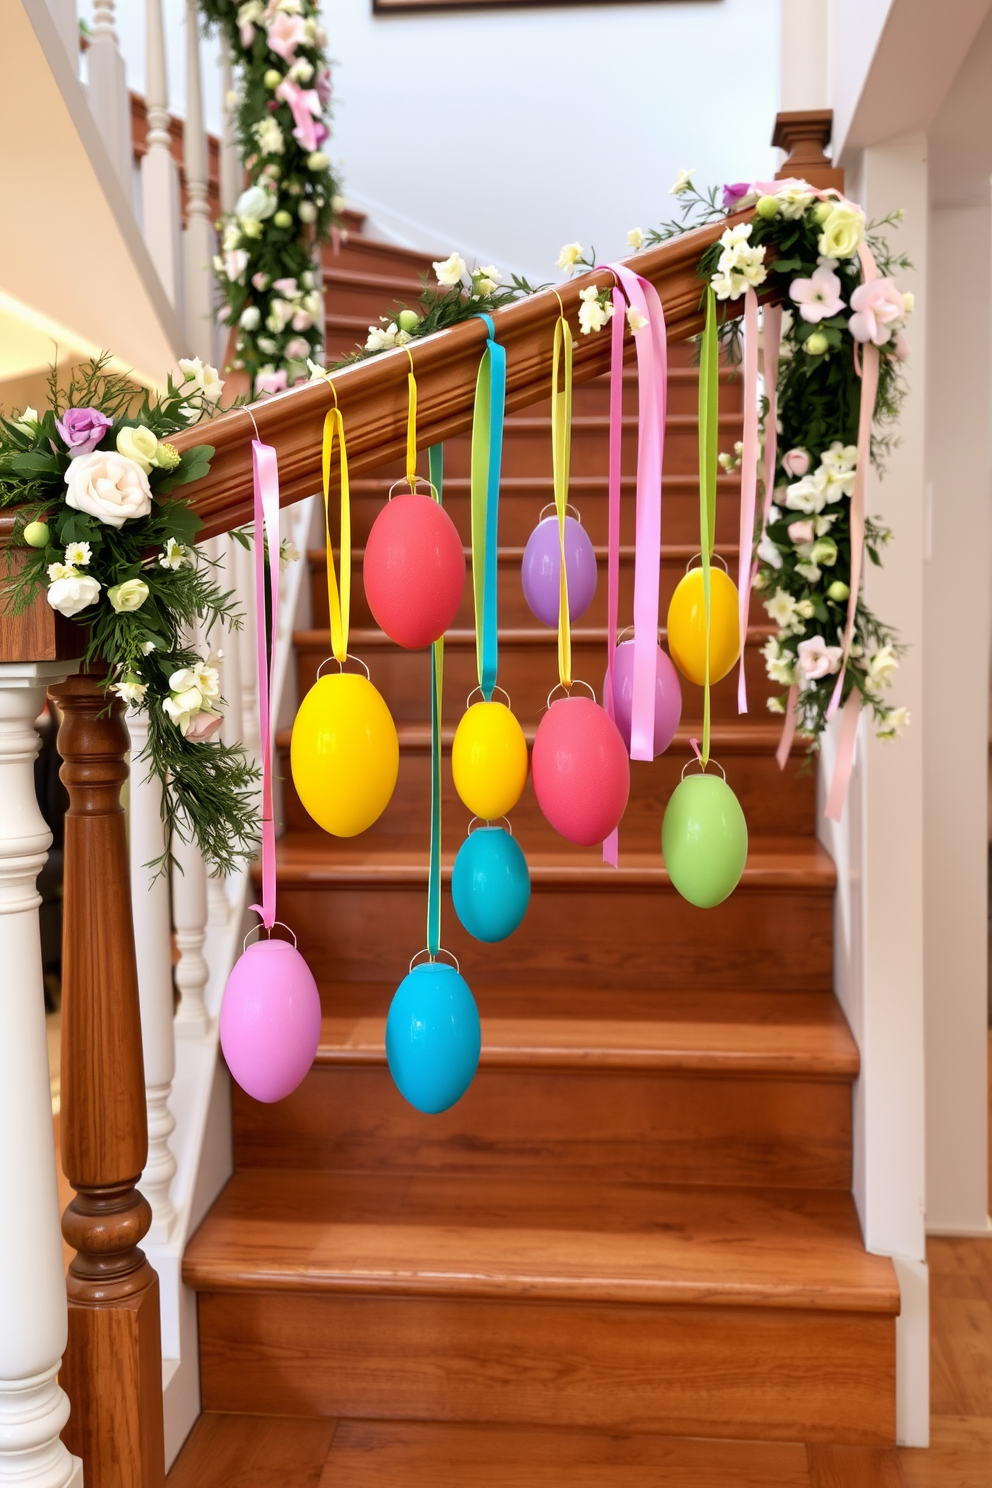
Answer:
[166,1034,992,1485]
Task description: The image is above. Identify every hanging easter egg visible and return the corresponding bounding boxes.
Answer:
[452,699,528,819]
[521,511,598,627]
[220,936,322,1103]
[385,959,481,1113]
[666,566,741,685]
[291,669,399,836]
[661,769,748,908]
[363,492,466,649]
[604,638,682,758]
[452,825,530,942]
[532,693,630,846]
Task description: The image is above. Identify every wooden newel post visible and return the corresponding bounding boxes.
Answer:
[51,671,166,1488]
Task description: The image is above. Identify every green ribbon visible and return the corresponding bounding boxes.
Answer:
[470,314,506,701]
[427,444,444,959]
[698,287,719,766]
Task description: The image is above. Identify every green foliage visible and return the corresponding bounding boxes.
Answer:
[197,0,341,395]
[0,356,259,874]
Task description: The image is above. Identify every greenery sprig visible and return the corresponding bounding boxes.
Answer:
[0,356,259,875]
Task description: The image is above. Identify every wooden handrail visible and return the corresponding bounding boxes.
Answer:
[172,211,775,540]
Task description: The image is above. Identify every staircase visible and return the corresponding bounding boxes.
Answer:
[173,214,902,1485]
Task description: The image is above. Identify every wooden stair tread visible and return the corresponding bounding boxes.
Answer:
[323,264,427,294]
[183,1168,898,1313]
[275,721,804,756]
[266,832,835,891]
[314,986,858,1076]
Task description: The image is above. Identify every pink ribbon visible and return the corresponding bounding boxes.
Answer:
[248,439,281,930]
[736,287,760,712]
[276,79,321,152]
[775,684,799,770]
[754,302,783,591]
[601,286,626,870]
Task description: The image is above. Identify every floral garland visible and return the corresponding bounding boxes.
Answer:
[0,357,258,875]
[625,172,910,745]
[198,0,342,397]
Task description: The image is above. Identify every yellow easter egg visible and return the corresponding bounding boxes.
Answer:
[666,566,741,686]
[291,671,399,837]
[452,700,528,820]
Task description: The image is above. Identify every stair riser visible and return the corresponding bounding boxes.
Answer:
[347,484,748,547]
[310,553,765,633]
[525,375,743,420]
[327,280,431,321]
[196,1292,895,1445]
[275,881,834,990]
[233,1065,852,1189]
[278,748,815,843]
[435,419,742,480]
[324,240,436,279]
[293,639,775,723]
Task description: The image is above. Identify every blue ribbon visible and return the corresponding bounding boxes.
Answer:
[471,313,506,701]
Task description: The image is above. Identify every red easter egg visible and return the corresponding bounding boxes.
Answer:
[363,494,466,649]
[532,695,630,846]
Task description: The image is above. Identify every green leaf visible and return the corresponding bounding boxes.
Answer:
[154,444,214,495]
[10,452,60,474]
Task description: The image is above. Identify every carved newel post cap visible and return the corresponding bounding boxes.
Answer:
[772,109,845,193]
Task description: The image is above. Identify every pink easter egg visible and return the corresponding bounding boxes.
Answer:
[220,938,322,1103]
[604,639,682,758]
[532,695,630,846]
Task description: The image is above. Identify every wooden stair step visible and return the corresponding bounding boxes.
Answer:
[322,231,437,280]
[167,1412,907,1488]
[269,834,834,990]
[232,988,857,1189]
[186,1171,897,1442]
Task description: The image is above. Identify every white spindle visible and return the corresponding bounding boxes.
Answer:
[141,0,184,306]
[127,708,177,1245]
[87,2,133,195]
[183,0,217,362]
[218,34,242,214]
[172,833,211,1036]
[0,667,83,1488]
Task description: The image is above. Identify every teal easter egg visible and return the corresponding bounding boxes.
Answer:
[661,772,748,908]
[385,961,481,1113]
[452,826,530,943]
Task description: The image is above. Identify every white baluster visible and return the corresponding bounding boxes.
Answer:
[0,666,83,1488]
[127,708,177,1245]
[218,33,242,214]
[141,0,184,306]
[172,834,211,1036]
[87,2,133,195]
[46,0,79,67]
[183,0,217,362]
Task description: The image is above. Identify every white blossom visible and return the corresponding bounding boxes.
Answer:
[670,168,695,195]
[555,242,584,274]
[433,252,467,287]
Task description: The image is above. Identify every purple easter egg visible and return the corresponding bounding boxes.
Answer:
[521,515,597,627]
[220,937,322,1103]
[604,638,682,758]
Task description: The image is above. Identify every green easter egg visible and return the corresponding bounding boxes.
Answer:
[662,773,748,909]
[23,521,50,548]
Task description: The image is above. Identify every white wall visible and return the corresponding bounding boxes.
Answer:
[319,0,779,278]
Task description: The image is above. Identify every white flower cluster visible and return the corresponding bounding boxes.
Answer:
[46,538,101,618]
[177,358,224,413]
[578,286,614,336]
[162,658,224,741]
[711,223,767,302]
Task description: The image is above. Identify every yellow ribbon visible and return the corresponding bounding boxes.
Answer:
[552,299,573,689]
[319,380,350,665]
[405,350,418,491]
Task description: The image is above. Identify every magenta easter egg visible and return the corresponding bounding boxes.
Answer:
[220,938,322,1103]
[363,493,466,649]
[521,514,597,627]
[604,639,682,758]
[532,694,630,846]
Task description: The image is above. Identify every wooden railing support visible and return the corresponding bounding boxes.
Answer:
[773,109,845,192]
[52,671,165,1488]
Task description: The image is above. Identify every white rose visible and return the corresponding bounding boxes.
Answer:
[627,227,645,250]
[116,425,160,474]
[64,451,152,528]
[235,184,277,224]
[47,573,101,617]
[107,578,149,613]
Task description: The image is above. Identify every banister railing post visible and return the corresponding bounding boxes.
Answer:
[172,833,211,1035]
[183,0,217,362]
[51,671,166,1488]
[141,0,184,308]
[218,34,242,215]
[0,663,83,1488]
[127,708,177,1243]
[87,2,134,197]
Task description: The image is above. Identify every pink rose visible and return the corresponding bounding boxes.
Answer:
[782,448,810,477]
[267,12,307,61]
[788,520,815,544]
[186,709,223,743]
[848,278,905,346]
[285,337,311,360]
[797,635,843,681]
[255,368,289,396]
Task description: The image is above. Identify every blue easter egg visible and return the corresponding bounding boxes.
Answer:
[452,826,531,943]
[385,961,481,1113]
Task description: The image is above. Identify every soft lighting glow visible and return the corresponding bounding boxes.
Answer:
[0,289,157,387]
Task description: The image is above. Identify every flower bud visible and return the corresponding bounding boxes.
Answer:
[805,331,829,356]
[812,200,834,225]
[264,69,282,89]
[24,521,50,548]
[827,581,850,602]
[298,201,318,223]
[307,151,329,172]
[397,309,420,333]
[755,195,779,220]
[273,210,293,229]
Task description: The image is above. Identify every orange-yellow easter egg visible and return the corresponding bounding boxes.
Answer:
[666,566,741,686]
